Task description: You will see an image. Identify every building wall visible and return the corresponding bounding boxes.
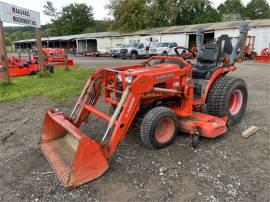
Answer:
[78,40,87,52]
[122,33,188,47]
[111,37,124,47]
[97,37,112,52]
[215,27,270,53]
[123,35,141,44]
[249,27,270,54]
[160,33,188,47]
[77,39,98,52]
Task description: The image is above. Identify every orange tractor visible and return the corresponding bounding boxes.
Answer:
[40,25,249,188]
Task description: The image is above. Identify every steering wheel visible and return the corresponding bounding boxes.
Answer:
[174,46,196,59]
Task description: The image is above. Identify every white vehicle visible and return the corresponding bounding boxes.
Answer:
[120,37,159,59]
[110,44,128,58]
[149,42,178,56]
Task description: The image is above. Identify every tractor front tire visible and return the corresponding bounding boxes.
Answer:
[140,107,177,149]
[207,76,248,126]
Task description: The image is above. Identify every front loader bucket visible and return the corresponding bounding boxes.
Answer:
[39,110,109,188]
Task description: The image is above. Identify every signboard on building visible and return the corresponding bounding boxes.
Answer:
[0,1,40,27]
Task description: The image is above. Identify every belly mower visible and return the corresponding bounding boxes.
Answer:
[40,25,249,188]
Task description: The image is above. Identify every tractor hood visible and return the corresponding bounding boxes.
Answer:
[112,63,183,85]
[120,63,181,77]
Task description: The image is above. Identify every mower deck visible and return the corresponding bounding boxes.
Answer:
[178,112,227,138]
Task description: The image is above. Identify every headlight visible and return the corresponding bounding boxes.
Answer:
[117,74,135,84]
[117,74,122,81]
[125,76,133,84]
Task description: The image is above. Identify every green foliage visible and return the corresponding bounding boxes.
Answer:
[217,0,246,19]
[246,0,270,19]
[107,0,223,32]
[45,3,94,35]
[0,68,95,102]
[171,0,219,25]
[107,0,148,32]
[43,1,59,18]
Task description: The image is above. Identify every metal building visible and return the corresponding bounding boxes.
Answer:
[13,19,270,54]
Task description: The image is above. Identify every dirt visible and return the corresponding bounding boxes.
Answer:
[0,60,269,202]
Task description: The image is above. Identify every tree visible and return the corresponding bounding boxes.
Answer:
[107,0,220,32]
[246,0,270,19]
[144,0,176,27]
[43,1,59,18]
[44,3,94,35]
[107,0,148,32]
[217,0,246,21]
[173,0,219,25]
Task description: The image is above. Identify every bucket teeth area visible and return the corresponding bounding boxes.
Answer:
[40,111,109,188]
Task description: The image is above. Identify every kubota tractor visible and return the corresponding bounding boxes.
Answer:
[40,25,249,188]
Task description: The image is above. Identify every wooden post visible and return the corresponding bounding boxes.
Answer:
[35,28,45,75]
[64,49,69,71]
[27,48,31,62]
[0,21,10,83]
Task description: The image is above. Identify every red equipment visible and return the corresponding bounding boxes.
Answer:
[0,56,39,77]
[243,36,256,60]
[40,26,249,188]
[84,51,111,57]
[255,48,270,63]
[32,48,75,66]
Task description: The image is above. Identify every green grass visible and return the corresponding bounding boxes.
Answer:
[6,46,12,53]
[0,67,95,102]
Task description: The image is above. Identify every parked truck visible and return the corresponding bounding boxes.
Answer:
[120,37,159,59]
[110,44,128,58]
[149,42,178,56]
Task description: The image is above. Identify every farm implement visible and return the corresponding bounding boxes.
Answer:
[0,56,39,77]
[40,25,249,188]
[255,48,270,63]
[32,48,75,66]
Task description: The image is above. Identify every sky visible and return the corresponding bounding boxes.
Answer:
[0,0,259,26]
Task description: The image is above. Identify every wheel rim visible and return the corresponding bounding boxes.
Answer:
[131,54,136,59]
[229,90,243,115]
[154,117,175,144]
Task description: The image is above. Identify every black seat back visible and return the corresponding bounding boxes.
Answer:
[197,43,221,64]
[216,35,233,59]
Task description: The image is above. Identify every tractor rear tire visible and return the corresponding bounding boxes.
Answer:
[206,76,248,126]
[140,107,177,149]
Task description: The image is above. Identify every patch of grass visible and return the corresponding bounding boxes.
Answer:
[0,67,95,102]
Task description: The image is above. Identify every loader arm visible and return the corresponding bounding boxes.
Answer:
[39,71,157,188]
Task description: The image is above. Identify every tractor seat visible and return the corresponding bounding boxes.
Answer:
[192,43,221,79]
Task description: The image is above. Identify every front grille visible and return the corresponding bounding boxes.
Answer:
[120,49,128,54]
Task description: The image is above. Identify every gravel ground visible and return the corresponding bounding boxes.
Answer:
[0,60,269,202]
[73,56,144,68]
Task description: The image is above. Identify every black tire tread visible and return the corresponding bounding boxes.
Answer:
[140,107,176,148]
[207,76,247,118]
